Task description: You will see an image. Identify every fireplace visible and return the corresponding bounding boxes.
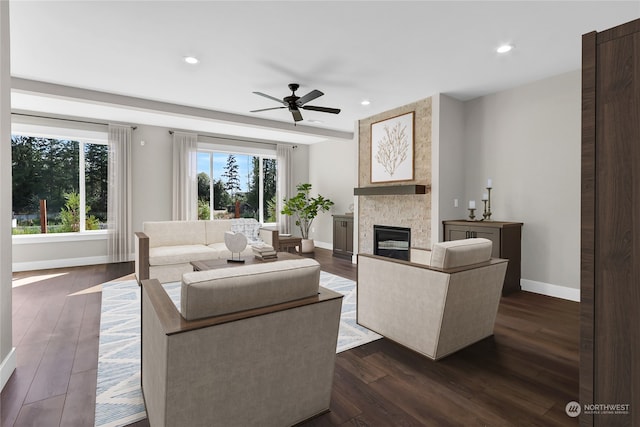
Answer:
[374,225,411,261]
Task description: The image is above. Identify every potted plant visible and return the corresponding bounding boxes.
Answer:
[281,183,334,253]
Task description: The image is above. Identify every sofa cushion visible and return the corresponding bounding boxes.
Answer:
[180,258,321,321]
[430,238,492,269]
[149,245,215,266]
[204,220,233,245]
[144,221,206,248]
[207,242,255,258]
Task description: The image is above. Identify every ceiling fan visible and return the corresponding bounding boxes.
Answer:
[250,83,341,123]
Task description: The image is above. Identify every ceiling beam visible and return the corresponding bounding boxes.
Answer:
[11,78,355,141]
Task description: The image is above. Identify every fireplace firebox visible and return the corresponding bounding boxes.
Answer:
[373,225,411,261]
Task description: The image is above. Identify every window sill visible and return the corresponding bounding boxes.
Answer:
[12,230,108,245]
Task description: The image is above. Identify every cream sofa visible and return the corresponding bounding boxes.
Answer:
[135,219,276,283]
[357,238,508,360]
[141,258,343,427]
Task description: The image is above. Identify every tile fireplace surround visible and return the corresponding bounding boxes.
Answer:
[357,97,432,254]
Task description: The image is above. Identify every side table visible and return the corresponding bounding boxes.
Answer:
[278,236,302,254]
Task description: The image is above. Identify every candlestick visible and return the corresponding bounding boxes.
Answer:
[487,178,492,189]
[483,187,492,220]
[469,200,476,209]
[468,208,476,221]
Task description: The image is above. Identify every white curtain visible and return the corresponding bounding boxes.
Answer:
[107,124,132,263]
[276,144,293,234]
[172,131,198,221]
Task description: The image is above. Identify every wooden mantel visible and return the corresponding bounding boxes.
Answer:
[353,184,429,196]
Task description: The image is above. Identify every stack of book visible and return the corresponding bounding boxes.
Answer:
[252,244,277,260]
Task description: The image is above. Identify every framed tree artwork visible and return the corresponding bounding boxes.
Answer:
[370,111,414,183]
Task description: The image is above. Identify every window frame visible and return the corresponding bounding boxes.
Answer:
[11,120,109,239]
[197,141,277,225]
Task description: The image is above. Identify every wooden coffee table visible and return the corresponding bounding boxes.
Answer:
[190,251,300,272]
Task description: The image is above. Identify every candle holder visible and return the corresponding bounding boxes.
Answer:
[483,187,492,220]
[468,208,476,221]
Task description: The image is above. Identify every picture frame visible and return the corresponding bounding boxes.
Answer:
[370,111,414,183]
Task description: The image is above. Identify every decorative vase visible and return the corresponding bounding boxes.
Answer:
[300,238,315,253]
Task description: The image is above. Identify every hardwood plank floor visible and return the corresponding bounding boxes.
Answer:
[1,249,579,426]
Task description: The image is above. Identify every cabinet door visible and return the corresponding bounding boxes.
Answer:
[345,219,354,253]
[333,219,346,252]
[446,227,468,242]
[467,226,500,258]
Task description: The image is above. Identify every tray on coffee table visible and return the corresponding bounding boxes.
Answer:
[190,251,300,272]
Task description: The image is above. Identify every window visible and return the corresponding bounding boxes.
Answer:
[197,150,277,224]
[11,133,108,235]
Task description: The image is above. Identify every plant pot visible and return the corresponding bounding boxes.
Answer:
[300,238,315,253]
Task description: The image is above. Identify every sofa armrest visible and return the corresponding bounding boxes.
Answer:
[410,247,432,266]
[141,278,343,335]
[135,231,150,285]
[259,227,279,251]
[358,253,506,274]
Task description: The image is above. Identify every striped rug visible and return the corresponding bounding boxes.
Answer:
[95,271,381,427]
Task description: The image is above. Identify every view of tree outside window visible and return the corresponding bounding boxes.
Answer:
[197,151,277,223]
[11,135,108,234]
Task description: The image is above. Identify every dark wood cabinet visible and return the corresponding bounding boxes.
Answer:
[443,220,522,295]
[333,215,354,259]
[581,18,640,427]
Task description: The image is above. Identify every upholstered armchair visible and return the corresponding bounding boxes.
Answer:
[141,258,343,426]
[357,238,508,360]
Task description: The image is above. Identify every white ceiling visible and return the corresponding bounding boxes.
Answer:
[9,1,640,144]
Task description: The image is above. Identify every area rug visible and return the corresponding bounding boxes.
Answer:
[95,271,381,427]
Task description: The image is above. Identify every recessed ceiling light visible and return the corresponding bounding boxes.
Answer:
[496,44,513,54]
[184,56,199,64]
[308,119,324,124]
[361,100,371,106]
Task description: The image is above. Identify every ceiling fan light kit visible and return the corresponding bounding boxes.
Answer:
[251,83,341,124]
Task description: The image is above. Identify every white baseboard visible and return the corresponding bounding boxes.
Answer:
[12,255,110,272]
[0,347,16,392]
[521,279,580,302]
[313,240,332,251]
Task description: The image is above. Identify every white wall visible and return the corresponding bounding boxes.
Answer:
[463,70,581,299]
[1,0,16,390]
[131,125,174,231]
[308,135,358,249]
[432,94,467,243]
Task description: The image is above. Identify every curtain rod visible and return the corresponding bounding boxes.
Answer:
[168,129,296,148]
[12,112,137,130]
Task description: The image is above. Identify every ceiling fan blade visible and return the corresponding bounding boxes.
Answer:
[291,109,303,122]
[296,89,324,106]
[250,106,286,113]
[301,105,341,114]
[253,91,285,105]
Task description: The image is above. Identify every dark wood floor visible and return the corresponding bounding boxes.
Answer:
[2,248,579,426]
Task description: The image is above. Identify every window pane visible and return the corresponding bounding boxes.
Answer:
[197,152,212,220]
[263,158,277,223]
[196,150,278,223]
[244,155,260,220]
[12,135,79,234]
[84,143,108,229]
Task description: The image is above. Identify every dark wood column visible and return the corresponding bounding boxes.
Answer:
[581,17,640,427]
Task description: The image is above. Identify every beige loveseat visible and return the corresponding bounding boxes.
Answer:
[141,258,343,427]
[357,238,508,360]
[135,219,276,283]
